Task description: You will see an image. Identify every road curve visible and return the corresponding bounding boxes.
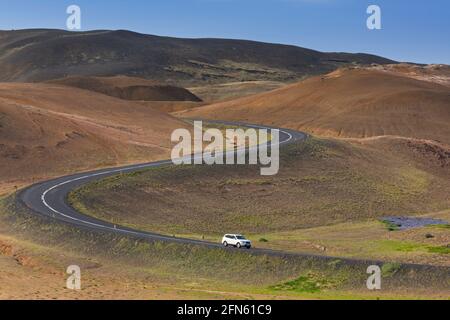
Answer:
[18,120,309,253]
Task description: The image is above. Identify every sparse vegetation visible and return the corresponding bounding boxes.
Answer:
[0,30,393,85]
[382,263,402,277]
[429,224,450,230]
[379,240,426,253]
[427,246,450,255]
[66,136,450,269]
[69,137,450,237]
[382,220,400,232]
[270,271,347,294]
[2,194,448,299]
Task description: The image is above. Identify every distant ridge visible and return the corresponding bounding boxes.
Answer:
[0,29,396,85]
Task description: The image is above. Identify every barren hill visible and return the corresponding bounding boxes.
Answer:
[0,29,395,85]
[47,76,201,102]
[0,82,189,189]
[369,63,450,87]
[181,68,450,144]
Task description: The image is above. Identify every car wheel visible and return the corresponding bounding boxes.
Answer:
[236,243,242,248]
[223,241,228,247]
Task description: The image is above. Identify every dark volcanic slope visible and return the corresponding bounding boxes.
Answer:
[0,29,395,85]
[47,75,202,102]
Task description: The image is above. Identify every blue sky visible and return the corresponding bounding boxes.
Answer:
[0,0,449,64]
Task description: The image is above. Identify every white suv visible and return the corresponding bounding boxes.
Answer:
[222,234,252,249]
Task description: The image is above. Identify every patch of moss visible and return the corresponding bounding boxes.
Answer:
[381,220,400,231]
[381,263,402,277]
[427,246,450,255]
[428,224,450,230]
[270,272,344,293]
[378,240,426,253]
[327,259,342,269]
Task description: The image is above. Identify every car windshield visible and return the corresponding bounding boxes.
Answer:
[236,236,246,240]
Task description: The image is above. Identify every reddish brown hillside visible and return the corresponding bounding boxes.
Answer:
[0,82,190,189]
[181,69,450,144]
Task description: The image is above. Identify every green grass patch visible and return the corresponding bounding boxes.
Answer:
[381,263,402,277]
[378,240,427,253]
[377,240,449,256]
[428,224,450,230]
[270,272,345,293]
[427,246,450,255]
[381,220,400,232]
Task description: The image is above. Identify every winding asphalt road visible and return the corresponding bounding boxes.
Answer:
[18,120,309,252]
